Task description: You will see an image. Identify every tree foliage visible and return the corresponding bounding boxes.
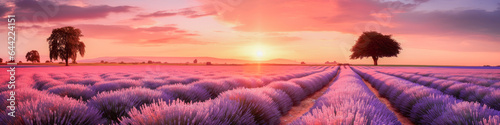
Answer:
[47,26,85,66]
[350,31,401,65]
[71,42,85,64]
[25,50,41,63]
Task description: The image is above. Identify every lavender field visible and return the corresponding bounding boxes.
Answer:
[1,65,499,125]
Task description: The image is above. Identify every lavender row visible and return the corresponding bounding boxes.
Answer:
[382,70,500,89]
[29,72,203,92]
[291,67,400,125]
[356,66,500,87]
[158,66,333,103]
[352,68,500,124]
[0,88,107,124]
[378,71,500,111]
[0,67,335,124]
[24,66,328,92]
[24,67,329,103]
[442,73,500,82]
[403,69,500,82]
[119,68,339,124]
[64,67,335,123]
[424,73,500,88]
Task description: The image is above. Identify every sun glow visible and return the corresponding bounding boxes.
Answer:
[256,51,264,57]
[242,43,269,61]
[254,49,266,61]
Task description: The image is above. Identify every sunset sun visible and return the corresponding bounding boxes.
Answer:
[256,51,264,57]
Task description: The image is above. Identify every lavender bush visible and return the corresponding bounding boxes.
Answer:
[1,96,105,124]
[217,88,281,125]
[87,87,173,122]
[47,84,96,101]
[156,84,211,102]
[266,81,306,105]
[91,79,142,93]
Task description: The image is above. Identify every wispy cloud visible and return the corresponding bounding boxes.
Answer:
[13,0,135,22]
[74,24,212,46]
[136,6,215,19]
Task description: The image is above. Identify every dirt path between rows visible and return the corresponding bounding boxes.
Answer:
[361,79,414,125]
[279,69,340,125]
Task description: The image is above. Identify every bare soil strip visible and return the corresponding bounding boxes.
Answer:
[361,79,414,125]
[279,69,340,125]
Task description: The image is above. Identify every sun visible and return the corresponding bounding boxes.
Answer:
[246,44,269,60]
[256,51,264,57]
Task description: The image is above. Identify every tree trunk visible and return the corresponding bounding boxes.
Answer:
[372,56,378,66]
[65,41,70,66]
[65,47,69,66]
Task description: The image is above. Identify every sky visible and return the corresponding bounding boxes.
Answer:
[0,0,499,66]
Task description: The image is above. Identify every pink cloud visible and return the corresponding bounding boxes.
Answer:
[14,0,135,22]
[144,37,213,45]
[198,0,500,52]
[137,25,179,32]
[72,24,211,46]
[137,11,177,18]
[0,4,10,17]
[389,8,500,38]
[136,6,216,19]
[198,0,425,33]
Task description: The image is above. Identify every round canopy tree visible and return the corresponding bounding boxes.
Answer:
[25,50,41,63]
[350,31,401,66]
[47,26,85,66]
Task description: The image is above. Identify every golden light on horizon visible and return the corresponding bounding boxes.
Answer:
[240,43,271,61]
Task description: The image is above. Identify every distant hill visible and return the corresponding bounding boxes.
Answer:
[78,56,298,64]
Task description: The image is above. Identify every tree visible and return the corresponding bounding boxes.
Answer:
[25,50,41,63]
[301,61,306,65]
[70,41,85,64]
[193,59,198,64]
[47,26,85,66]
[350,31,401,66]
[0,58,2,63]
